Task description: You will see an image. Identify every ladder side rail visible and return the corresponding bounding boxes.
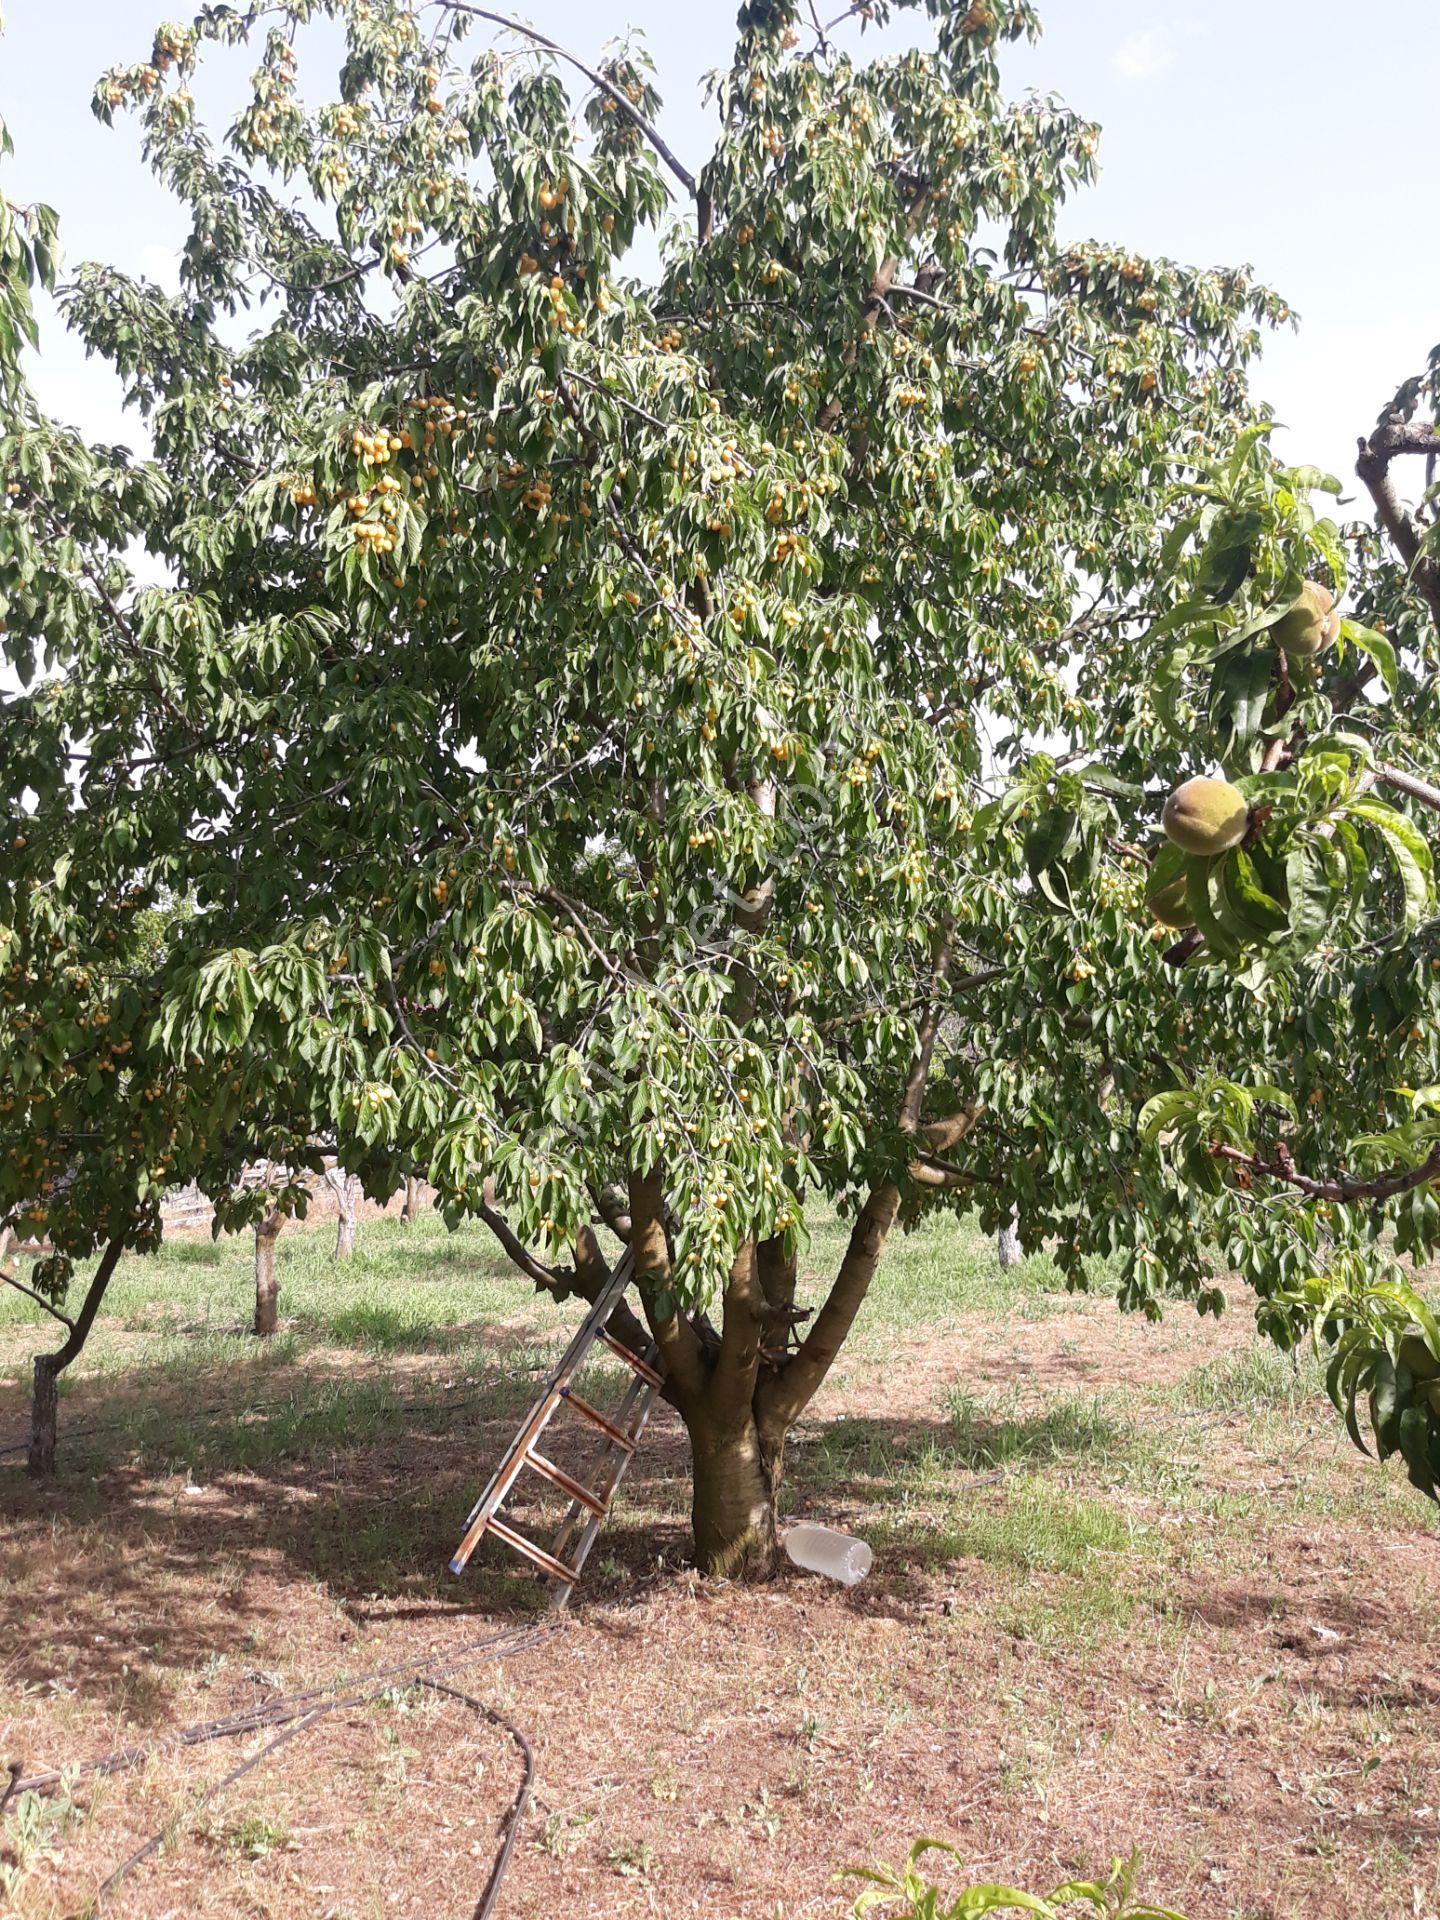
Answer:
[449,1377,571,1573]
[454,1246,636,1540]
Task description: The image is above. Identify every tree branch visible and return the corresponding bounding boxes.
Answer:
[818,185,929,433]
[1375,761,1440,817]
[919,1104,983,1154]
[0,1266,74,1332]
[46,1237,126,1374]
[758,1183,900,1430]
[475,1184,572,1291]
[898,920,954,1133]
[629,1165,708,1400]
[908,1149,997,1189]
[1211,1140,1440,1203]
[438,5,697,198]
[710,1239,766,1414]
[762,927,960,1428]
[1356,426,1440,636]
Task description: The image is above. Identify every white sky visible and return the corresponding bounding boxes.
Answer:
[1,0,1436,503]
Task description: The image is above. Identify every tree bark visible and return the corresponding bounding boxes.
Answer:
[688,1406,783,1579]
[254,1209,282,1335]
[1356,425,1440,637]
[400,1175,423,1226]
[30,1351,60,1479]
[326,1169,357,1259]
[334,1191,356,1260]
[997,1208,1021,1272]
[29,1238,126,1478]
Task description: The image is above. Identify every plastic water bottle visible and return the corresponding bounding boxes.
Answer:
[782,1522,873,1585]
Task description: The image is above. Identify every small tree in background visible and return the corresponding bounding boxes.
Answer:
[3,1,1439,1554]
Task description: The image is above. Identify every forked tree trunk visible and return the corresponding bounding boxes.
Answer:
[630,1103,970,1577]
[254,1209,282,1335]
[29,1238,126,1478]
[634,1182,907,1580]
[400,1175,423,1226]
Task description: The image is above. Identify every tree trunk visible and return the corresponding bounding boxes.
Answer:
[326,1170,357,1260]
[28,1237,126,1478]
[254,1210,281,1335]
[688,1409,783,1580]
[29,1352,59,1478]
[997,1208,1021,1272]
[400,1175,423,1226]
[335,1188,355,1260]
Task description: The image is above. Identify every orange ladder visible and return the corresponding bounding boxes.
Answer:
[448,1246,665,1606]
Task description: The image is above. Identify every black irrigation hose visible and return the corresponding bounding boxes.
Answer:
[6,1620,559,1919]
[425,1680,537,1920]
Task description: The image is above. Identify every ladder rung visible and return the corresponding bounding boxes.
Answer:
[597,1328,664,1387]
[560,1388,637,1451]
[549,1385,663,1607]
[485,1516,578,1586]
[524,1447,607,1515]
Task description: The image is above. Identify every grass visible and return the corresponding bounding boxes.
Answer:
[4,1198,1435,1626]
[892,1476,1150,1577]
[811,1210,1079,1356]
[0,1208,567,1378]
[1156,1342,1324,1415]
[943,1384,1139,1473]
[221,1811,291,1861]
[0,1203,1070,1426]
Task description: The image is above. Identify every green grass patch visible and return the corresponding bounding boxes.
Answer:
[819,1213,1080,1354]
[1159,1343,1325,1416]
[893,1476,1149,1577]
[943,1384,1140,1473]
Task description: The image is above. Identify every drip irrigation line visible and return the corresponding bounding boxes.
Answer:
[88,1708,326,1912]
[7,1619,559,1919]
[10,1622,551,1795]
[425,1679,537,1920]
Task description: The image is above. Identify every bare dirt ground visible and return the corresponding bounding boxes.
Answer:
[3,1259,1438,1920]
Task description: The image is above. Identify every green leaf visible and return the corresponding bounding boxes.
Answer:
[1347,797,1434,929]
[1186,859,1242,962]
[1215,848,1288,938]
[1222,643,1275,755]
[1340,618,1398,695]
[1285,838,1341,956]
[953,1888,1058,1918]
[1138,1090,1196,1141]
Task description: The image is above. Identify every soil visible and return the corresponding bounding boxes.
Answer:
[2,1284,1438,1920]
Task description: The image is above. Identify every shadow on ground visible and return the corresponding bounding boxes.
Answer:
[0,1349,995,1705]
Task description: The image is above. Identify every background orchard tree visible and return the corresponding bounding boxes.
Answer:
[0,158,403,1456]
[3,0,1439,1561]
